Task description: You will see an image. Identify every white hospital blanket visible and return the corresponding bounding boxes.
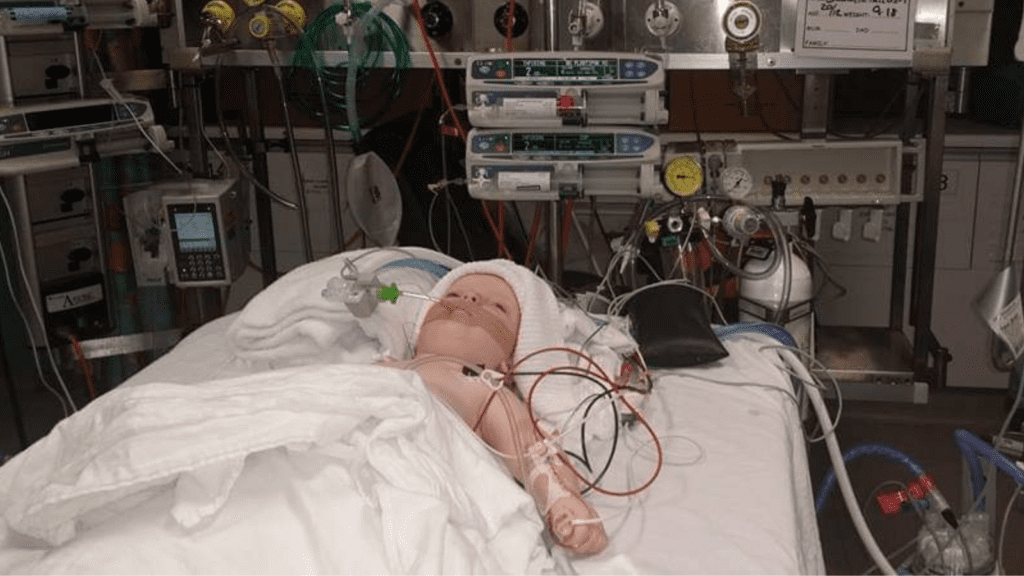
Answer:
[0,364,551,574]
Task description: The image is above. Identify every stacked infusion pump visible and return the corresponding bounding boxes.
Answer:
[465,52,669,201]
[124,178,250,287]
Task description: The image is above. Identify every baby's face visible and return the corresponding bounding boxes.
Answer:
[416,273,521,370]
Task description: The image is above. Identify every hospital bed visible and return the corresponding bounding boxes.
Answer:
[0,246,825,575]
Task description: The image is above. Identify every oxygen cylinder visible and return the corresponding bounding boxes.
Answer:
[738,244,814,352]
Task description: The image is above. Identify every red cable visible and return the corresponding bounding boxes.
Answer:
[498,201,507,258]
[71,335,96,400]
[510,346,664,497]
[504,0,516,52]
[410,0,466,141]
[560,199,574,260]
[525,203,544,269]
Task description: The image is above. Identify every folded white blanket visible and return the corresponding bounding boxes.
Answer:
[227,247,463,366]
[0,364,550,574]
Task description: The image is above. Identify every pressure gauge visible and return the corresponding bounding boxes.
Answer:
[723,1,761,43]
[721,166,753,199]
[663,157,703,197]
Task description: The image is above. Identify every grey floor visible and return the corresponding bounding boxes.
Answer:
[3,374,1024,575]
[809,390,1024,575]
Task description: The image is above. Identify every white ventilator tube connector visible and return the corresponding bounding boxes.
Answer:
[779,348,898,576]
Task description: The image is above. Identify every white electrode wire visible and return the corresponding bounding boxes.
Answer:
[0,184,76,415]
[794,353,896,575]
[0,233,69,417]
[92,54,183,177]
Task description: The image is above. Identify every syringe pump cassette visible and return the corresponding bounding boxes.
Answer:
[466,127,666,201]
[466,52,669,128]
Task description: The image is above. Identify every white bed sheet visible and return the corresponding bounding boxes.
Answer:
[1,315,824,575]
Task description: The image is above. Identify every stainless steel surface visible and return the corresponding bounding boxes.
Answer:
[166,0,952,70]
[620,0,780,55]
[815,326,916,382]
[950,0,993,67]
[77,329,183,359]
[801,73,830,140]
[819,380,930,404]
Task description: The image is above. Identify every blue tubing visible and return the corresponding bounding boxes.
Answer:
[714,321,797,348]
[815,442,927,515]
[377,258,451,280]
[954,429,1024,511]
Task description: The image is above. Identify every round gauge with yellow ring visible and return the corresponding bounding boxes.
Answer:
[663,156,704,197]
[274,0,306,34]
[200,0,235,33]
[242,0,264,7]
[247,12,272,38]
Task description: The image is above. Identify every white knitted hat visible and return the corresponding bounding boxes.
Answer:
[412,259,575,427]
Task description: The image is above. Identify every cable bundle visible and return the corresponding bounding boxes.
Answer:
[286,2,411,138]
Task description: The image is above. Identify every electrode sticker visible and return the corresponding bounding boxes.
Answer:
[46,284,103,313]
[994,294,1024,359]
[497,171,551,192]
[502,98,558,118]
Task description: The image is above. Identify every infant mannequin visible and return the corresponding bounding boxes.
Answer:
[378,272,608,556]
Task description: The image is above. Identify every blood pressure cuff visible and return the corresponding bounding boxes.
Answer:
[624,284,729,368]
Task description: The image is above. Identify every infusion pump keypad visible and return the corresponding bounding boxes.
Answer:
[179,252,225,282]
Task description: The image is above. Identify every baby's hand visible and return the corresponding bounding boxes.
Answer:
[548,496,608,557]
[375,355,404,368]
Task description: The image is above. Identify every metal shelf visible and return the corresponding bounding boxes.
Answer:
[815,326,929,404]
[169,48,913,71]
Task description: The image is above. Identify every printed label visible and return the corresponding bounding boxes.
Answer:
[45,283,103,313]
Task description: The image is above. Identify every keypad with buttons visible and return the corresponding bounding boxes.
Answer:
[178,251,225,282]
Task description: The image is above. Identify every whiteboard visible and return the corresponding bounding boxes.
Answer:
[794,0,917,61]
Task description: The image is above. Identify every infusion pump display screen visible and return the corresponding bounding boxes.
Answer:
[167,202,226,283]
[173,212,217,252]
[512,59,618,80]
[512,133,614,155]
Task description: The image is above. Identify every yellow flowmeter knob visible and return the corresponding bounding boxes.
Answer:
[274,0,306,34]
[200,0,235,33]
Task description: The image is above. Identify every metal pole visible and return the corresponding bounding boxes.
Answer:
[547,0,558,50]
[1002,107,1024,266]
[912,73,950,384]
[548,200,562,286]
[243,69,279,286]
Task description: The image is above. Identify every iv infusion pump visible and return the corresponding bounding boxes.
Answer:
[163,179,248,287]
[125,178,250,288]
